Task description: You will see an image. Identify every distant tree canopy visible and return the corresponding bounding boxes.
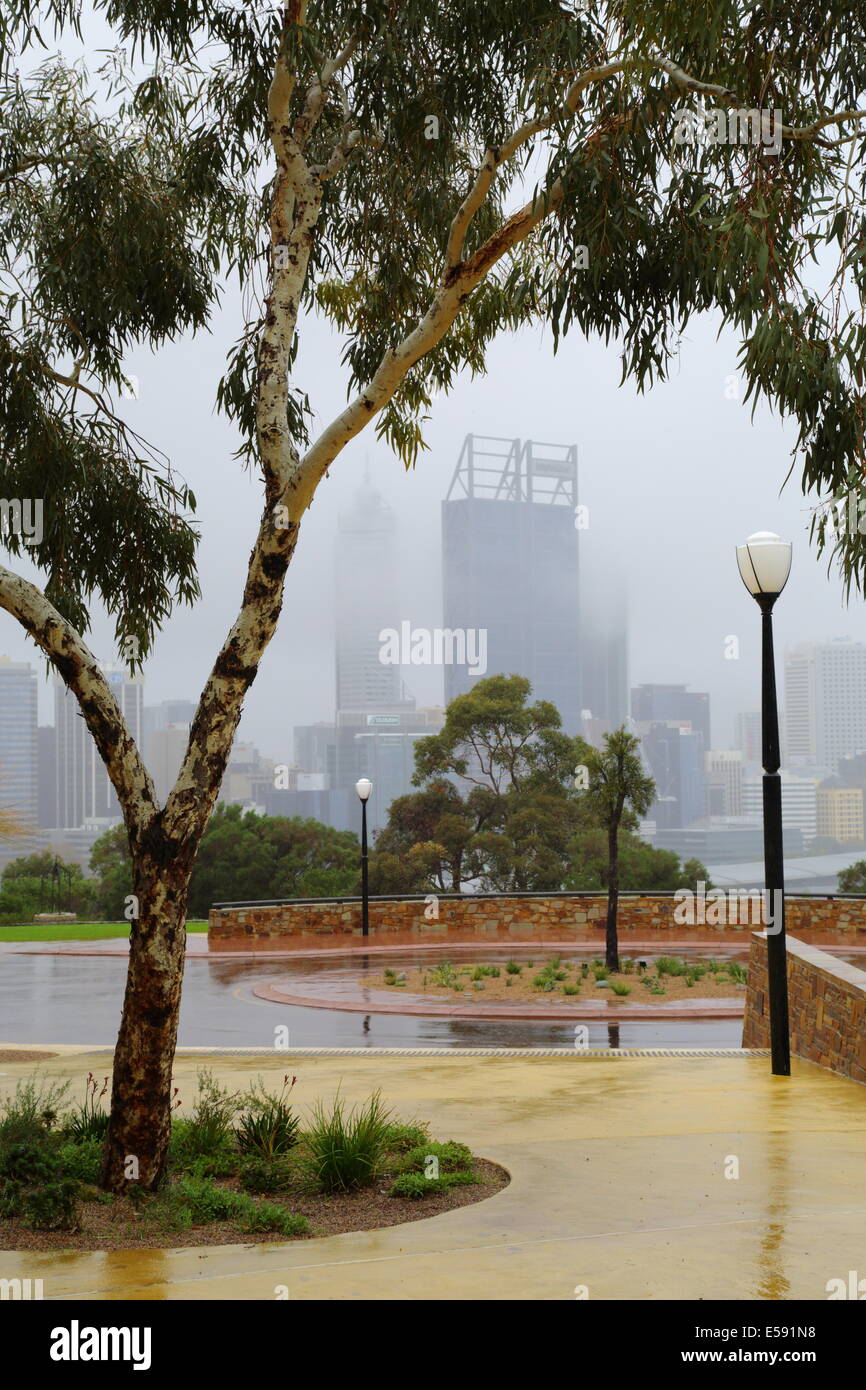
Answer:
[87,803,359,919]
[837,860,866,893]
[0,849,96,922]
[369,675,709,894]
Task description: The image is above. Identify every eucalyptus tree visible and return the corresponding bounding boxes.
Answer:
[2,0,866,1187]
[578,728,655,971]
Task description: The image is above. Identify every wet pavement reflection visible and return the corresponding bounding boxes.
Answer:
[1,943,861,1051]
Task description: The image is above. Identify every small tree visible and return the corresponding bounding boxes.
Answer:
[838,861,866,893]
[580,728,655,971]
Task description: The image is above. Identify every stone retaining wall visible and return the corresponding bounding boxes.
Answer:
[209,893,866,943]
[742,933,866,1085]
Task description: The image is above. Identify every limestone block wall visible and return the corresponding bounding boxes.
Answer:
[742,933,866,1085]
[208,892,866,943]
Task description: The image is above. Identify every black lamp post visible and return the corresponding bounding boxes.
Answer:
[355,778,373,938]
[736,530,792,1077]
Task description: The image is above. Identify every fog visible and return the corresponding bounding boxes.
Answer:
[1,16,860,767]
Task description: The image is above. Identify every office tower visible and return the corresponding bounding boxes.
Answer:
[37,725,57,828]
[640,722,706,828]
[705,749,743,816]
[734,710,762,765]
[55,667,144,828]
[146,725,191,805]
[335,477,413,713]
[0,657,38,828]
[783,645,816,762]
[742,771,818,842]
[785,639,866,774]
[631,684,711,750]
[441,434,580,732]
[580,525,629,734]
[294,706,445,834]
[816,778,865,844]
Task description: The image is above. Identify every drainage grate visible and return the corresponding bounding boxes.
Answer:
[77,1045,770,1059]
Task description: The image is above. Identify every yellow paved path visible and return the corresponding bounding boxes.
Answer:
[1,1047,864,1300]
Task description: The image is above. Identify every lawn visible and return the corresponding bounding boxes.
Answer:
[0,921,208,942]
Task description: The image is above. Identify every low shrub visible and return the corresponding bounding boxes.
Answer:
[22,1178,80,1231]
[656,955,688,977]
[505,960,522,975]
[62,1074,110,1144]
[390,1170,480,1199]
[609,981,631,997]
[303,1090,394,1193]
[400,1141,472,1175]
[241,1202,309,1236]
[236,1076,300,1158]
[57,1139,101,1185]
[563,984,580,996]
[0,1077,70,1154]
[381,1121,429,1153]
[173,1176,248,1223]
[0,1138,60,1184]
[184,1070,241,1158]
[239,1157,295,1194]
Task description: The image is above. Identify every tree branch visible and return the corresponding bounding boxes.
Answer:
[0,564,159,842]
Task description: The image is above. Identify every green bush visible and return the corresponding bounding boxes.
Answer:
[173,1176,248,1223]
[563,984,580,996]
[236,1077,300,1158]
[62,1074,110,1144]
[609,981,631,996]
[656,955,688,977]
[239,1157,295,1194]
[0,1177,23,1218]
[57,1139,102,1184]
[0,1138,60,1184]
[390,1170,480,1199]
[185,1070,241,1156]
[241,1202,309,1236]
[22,1178,80,1230]
[505,960,522,975]
[400,1141,472,1175]
[303,1091,393,1193]
[430,961,458,987]
[0,1077,70,1145]
[381,1121,429,1153]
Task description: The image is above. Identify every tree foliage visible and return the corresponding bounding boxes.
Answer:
[87,803,359,918]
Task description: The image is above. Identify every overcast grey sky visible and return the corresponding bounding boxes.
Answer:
[1,15,861,764]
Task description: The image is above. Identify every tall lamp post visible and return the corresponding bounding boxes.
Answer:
[355,778,373,938]
[736,531,792,1077]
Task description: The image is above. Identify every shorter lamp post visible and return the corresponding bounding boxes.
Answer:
[355,778,373,938]
[736,530,792,1077]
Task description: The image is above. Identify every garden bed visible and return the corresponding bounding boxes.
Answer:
[0,1073,507,1252]
[360,953,748,1005]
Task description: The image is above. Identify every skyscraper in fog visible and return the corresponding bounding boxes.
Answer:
[784,639,866,774]
[631,684,710,749]
[55,667,143,828]
[335,477,412,713]
[0,657,38,827]
[441,434,581,731]
[631,684,710,828]
[579,521,629,734]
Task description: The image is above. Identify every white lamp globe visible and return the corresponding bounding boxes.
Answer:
[355,778,373,802]
[736,532,792,598]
